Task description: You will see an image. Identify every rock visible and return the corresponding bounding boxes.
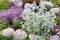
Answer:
[41,1,54,8]
[50,8,60,14]
[57,31,60,36]
[0,28,15,37]
[9,0,40,7]
[48,35,60,40]
[9,0,23,7]
[55,29,60,32]
[14,29,27,40]
[29,35,41,40]
[9,0,54,8]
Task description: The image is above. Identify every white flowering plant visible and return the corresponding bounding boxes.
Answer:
[21,0,56,40]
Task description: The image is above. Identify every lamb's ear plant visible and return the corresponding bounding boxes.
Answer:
[0,19,7,30]
[12,17,22,29]
[22,0,56,40]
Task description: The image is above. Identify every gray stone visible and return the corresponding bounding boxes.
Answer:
[48,35,60,40]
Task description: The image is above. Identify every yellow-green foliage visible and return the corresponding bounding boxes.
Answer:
[0,0,10,11]
[52,0,57,5]
[0,19,7,30]
[57,0,60,6]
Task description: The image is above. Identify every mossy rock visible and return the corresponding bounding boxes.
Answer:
[0,0,10,12]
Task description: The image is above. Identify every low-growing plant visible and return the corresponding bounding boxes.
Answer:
[0,0,10,12]
[0,34,14,40]
[0,19,7,30]
[55,18,60,26]
[12,17,22,29]
[52,0,57,5]
[22,36,30,40]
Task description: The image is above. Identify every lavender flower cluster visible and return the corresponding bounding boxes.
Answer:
[0,6,23,23]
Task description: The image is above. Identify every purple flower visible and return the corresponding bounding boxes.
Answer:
[0,6,23,23]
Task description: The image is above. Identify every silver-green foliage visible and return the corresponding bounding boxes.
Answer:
[22,0,56,40]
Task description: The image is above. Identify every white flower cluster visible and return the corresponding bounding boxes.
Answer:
[22,0,56,40]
